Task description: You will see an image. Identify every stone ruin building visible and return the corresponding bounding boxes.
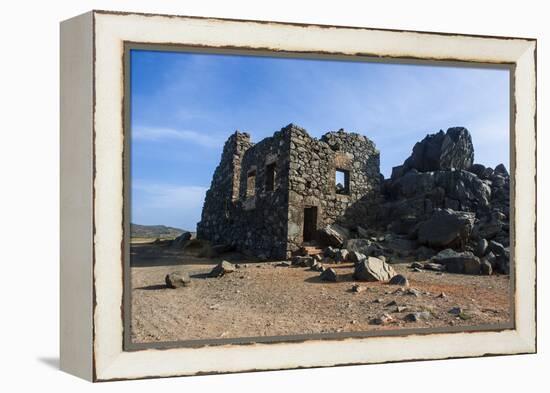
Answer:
[197,124,380,259]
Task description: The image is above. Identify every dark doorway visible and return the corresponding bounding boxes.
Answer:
[303,206,318,242]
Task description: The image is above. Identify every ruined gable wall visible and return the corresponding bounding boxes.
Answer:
[196,132,253,244]
[286,128,380,252]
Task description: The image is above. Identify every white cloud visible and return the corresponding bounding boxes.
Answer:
[132,126,222,148]
[131,181,208,229]
[133,181,207,210]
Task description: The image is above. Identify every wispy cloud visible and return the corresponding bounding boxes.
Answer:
[131,181,208,229]
[132,126,222,148]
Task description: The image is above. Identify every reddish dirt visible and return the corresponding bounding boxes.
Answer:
[130,244,512,344]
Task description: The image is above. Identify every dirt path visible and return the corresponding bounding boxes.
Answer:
[130,245,511,344]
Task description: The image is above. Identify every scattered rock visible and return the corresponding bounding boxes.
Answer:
[324,246,338,259]
[480,258,493,275]
[449,307,463,315]
[276,261,291,267]
[348,250,366,263]
[370,313,394,325]
[410,262,424,269]
[292,256,314,267]
[353,256,396,282]
[320,268,338,282]
[404,311,431,322]
[423,262,446,272]
[165,272,191,288]
[389,274,409,286]
[405,288,421,297]
[310,262,324,272]
[395,306,409,313]
[351,284,366,293]
[385,300,397,307]
[437,292,447,299]
[334,248,350,263]
[345,238,376,256]
[208,261,236,277]
[319,224,349,248]
[431,249,480,274]
[474,238,489,257]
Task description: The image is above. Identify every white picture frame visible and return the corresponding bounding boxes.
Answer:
[60,10,536,382]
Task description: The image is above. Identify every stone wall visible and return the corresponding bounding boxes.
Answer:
[286,126,380,252]
[197,124,380,259]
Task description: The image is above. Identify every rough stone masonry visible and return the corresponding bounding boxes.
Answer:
[197,124,381,259]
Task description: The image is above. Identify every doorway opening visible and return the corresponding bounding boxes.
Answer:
[303,206,318,243]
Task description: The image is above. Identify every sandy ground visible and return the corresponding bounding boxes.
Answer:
[130,243,512,344]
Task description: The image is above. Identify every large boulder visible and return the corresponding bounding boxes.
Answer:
[165,272,191,288]
[319,224,349,248]
[400,127,474,173]
[353,256,396,282]
[417,208,475,249]
[431,249,480,274]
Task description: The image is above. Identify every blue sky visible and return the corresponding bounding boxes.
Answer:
[130,49,510,230]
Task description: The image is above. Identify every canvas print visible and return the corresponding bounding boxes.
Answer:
[128,49,512,346]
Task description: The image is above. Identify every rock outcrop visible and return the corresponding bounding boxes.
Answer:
[392,127,474,176]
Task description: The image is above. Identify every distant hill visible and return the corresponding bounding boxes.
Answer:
[130,223,188,239]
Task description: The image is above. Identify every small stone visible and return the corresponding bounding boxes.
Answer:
[351,284,366,293]
[373,298,383,303]
[310,261,324,271]
[292,256,314,267]
[320,268,338,282]
[423,262,446,272]
[209,260,236,277]
[449,307,462,315]
[437,292,447,299]
[276,261,291,267]
[405,288,421,297]
[385,300,397,307]
[165,272,191,288]
[404,311,431,322]
[410,262,423,269]
[480,259,493,275]
[370,313,394,325]
[388,274,409,286]
[395,306,409,313]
